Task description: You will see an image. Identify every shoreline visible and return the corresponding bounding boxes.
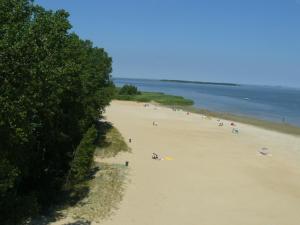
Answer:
[114,79,300,134]
[114,85,300,135]
[160,79,239,86]
[171,105,300,136]
[116,94,300,136]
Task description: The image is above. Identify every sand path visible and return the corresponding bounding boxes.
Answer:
[98,100,300,225]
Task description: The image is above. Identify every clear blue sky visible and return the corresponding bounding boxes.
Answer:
[35,0,300,87]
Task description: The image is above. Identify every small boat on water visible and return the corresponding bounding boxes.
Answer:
[243,97,250,100]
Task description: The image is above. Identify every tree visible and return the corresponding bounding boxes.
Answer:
[0,1,113,224]
[119,85,141,95]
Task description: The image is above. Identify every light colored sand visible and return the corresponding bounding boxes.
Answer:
[49,100,300,225]
[99,100,300,225]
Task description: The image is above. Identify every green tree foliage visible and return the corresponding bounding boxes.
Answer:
[69,126,97,184]
[0,1,113,224]
[118,84,141,95]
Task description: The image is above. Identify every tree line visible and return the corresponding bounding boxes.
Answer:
[0,0,114,224]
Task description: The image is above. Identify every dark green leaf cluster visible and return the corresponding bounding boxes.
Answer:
[118,84,141,95]
[0,1,113,224]
[68,125,97,184]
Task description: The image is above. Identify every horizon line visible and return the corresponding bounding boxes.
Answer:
[112,76,300,90]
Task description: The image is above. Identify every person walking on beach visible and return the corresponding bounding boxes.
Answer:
[129,138,132,143]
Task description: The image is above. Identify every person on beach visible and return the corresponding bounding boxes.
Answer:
[129,138,132,143]
[232,128,239,134]
[152,153,159,160]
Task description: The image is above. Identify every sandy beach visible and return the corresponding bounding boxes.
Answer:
[48,100,300,225]
[96,100,300,225]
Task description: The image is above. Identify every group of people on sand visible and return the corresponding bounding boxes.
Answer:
[152,153,163,160]
[217,119,240,134]
[230,122,240,134]
[217,119,224,127]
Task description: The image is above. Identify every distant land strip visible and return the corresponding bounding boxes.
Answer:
[160,79,240,86]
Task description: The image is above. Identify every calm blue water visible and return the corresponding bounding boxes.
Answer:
[114,78,300,127]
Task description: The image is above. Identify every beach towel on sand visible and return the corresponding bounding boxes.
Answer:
[164,156,174,161]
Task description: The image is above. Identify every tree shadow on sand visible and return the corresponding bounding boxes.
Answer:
[28,121,113,225]
[64,220,91,225]
[27,167,98,225]
[28,216,91,225]
[95,121,113,148]
[60,121,112,206]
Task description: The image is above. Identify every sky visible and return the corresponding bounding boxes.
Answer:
[35,0,300,87]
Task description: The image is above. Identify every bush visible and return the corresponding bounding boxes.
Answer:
[68,125,97,184]
[118,85,141,95]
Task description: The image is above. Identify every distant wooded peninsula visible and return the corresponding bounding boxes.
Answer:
[160,79,240,86]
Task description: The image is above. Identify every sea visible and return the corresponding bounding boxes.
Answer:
[113,78,300,127]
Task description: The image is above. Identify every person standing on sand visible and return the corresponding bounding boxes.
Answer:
[129,138,132,143]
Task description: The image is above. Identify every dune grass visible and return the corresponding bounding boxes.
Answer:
[95,126,131,158]
[66,162,127,223]
[115,91,194,106]
[28,124,131,224]
[64,125,131,222]
[39,125,131,224]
